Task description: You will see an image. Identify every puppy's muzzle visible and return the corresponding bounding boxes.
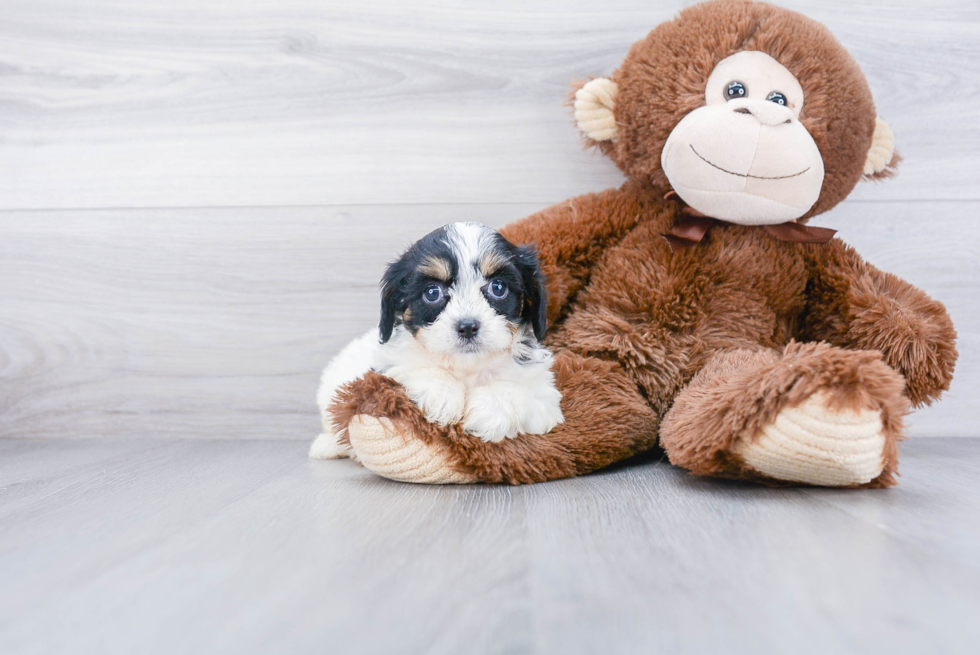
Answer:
[456,318,480,341]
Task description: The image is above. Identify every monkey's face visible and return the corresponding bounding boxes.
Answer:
[660,51,825,225]
[571,0,899,222]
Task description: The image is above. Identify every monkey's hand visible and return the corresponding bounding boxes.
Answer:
[805,243,958,408]
[840,270,957,407]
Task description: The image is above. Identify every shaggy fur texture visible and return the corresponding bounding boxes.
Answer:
[332,0,957,486]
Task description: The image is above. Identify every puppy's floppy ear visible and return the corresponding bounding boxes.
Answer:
[379,259,410,343]
[514,245,548,341]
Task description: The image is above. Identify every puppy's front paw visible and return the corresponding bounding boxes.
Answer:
[521,395,564,436]
[409,378,466,427]
[463,386,522,442]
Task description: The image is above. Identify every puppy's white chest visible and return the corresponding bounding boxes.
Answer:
[377,336,563,442]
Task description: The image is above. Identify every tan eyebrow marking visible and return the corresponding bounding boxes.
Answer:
[478,250,510,277]
[419,256,452,281]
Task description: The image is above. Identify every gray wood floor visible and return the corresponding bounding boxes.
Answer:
[2,437,979,654]
[2,2,979,652]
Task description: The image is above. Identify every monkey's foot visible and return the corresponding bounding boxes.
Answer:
[346,415,477,484]
[733,391,886,486]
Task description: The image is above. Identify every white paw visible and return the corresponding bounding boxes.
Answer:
[409,379,466,427]
[308,432,352,460]
[462,386,522,442]
[734,391,886,486]
[521,397,564,436]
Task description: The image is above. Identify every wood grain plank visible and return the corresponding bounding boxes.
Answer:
[526,444,980,655]
[803,438,980,572]
[0,200,974,441]
[0,0,977,209]
[0,439,532,655]
[1,438,978,654]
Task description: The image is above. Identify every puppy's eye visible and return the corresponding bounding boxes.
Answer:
[766,91,788,106]
[487,279,508,300]
[422,283,443,304]
[725,81,747,100]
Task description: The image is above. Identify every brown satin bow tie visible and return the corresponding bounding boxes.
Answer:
[661,191,837,252]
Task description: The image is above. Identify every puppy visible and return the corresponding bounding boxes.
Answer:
[310,222,563,460]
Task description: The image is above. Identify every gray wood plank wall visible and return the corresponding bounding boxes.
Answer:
[1,0,977,441]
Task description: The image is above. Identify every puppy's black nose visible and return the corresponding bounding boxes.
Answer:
[456,319,480,340]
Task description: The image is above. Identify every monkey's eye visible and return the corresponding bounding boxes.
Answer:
[422,283,444,304]
[725,81,747,100]
[766,91,788,106]
[486,279,508,300]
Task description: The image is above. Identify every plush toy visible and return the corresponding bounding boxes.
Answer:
[324,0,957,487]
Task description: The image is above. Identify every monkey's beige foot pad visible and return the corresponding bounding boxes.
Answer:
[347,415,477,484]
[733,392,886,486]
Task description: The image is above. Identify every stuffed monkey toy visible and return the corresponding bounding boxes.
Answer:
[325,0,957,487]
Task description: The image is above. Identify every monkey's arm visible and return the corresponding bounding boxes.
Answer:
[499,184,652,324]
[802,242,957,407]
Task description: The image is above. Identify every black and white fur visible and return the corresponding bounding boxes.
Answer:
[310,222,564,460]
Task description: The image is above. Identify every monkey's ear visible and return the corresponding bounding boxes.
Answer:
[863,116,900,180]
[573,77,619,143]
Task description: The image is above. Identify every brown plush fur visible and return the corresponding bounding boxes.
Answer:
[334,0,957,486]
[800,239,957,407]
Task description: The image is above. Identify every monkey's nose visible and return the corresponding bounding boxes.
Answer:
[456,319,480,340]
[729,99,794,127]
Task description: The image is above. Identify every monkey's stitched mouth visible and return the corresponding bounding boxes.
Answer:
[690,145,810,180]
